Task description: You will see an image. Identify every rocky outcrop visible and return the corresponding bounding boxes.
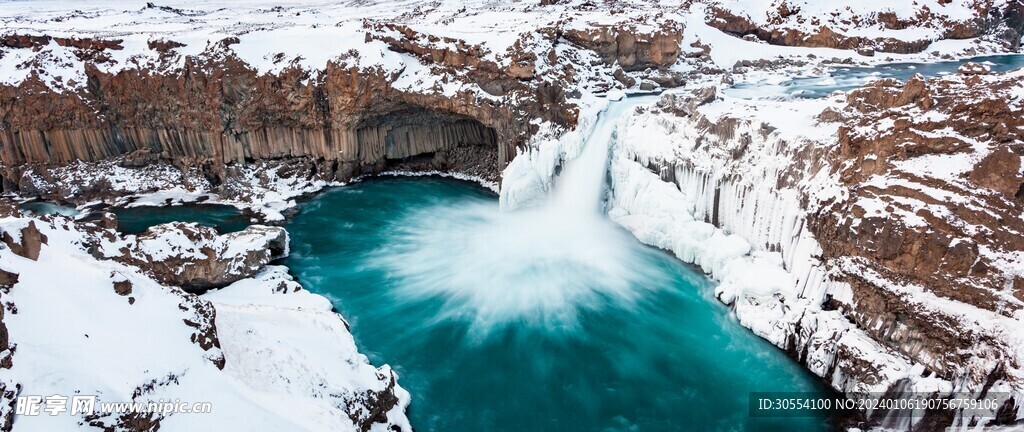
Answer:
[810,70,1024,388]
[703,0,1024,55]
[346,373,402,432]
[0,220,48,261]
[561,24,684,71]
[608,77,1024,428]
[113,223,289,292]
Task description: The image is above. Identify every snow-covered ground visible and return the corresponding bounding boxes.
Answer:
[3,0,1024,430]
[1,0,1013,97]
[17,159,335,222]
[0,214,410,431]
[0,0,673,95]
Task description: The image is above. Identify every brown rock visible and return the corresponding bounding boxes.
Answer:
[0,270,18,293]
[970,147,1023,197]
[116,223,288,292]
[958,62,991,76]
[347,373,402,432]
[100,212,118,230]
[612,68,636,87]
[176,294,225,369]
[1,221,48,261]
[113,279,133,296]
[0,201,18,218]
[561,24,682,72]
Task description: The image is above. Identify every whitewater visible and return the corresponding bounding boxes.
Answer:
[363,95,664,335]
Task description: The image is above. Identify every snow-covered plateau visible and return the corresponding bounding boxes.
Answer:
[2,0,1024,430]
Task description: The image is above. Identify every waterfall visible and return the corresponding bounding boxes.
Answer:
[363,94,664,333]
[550,94,661,215]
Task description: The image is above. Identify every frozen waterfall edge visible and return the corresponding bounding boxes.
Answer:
[498,89,1024,429]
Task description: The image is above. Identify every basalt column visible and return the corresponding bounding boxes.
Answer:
[355,109,496,162]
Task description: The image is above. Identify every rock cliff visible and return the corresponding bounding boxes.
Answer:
[3,1,1024,431]
[0,1,690,195]
[113,223,289,292]
[810,67,1024,395]
[607,68,1024,429]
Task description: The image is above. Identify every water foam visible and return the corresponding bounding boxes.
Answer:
[368,202,665,335]
[365,95,663,336]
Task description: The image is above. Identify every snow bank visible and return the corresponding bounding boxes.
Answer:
[0,215,409,431]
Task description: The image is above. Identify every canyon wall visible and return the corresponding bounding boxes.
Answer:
[0,4,688,192]
[0,55,512,177]
[605,69,1024,429]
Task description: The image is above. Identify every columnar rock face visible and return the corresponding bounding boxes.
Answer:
[606,71,1024,428]
[355,109,498,162]
[0,58,508,169]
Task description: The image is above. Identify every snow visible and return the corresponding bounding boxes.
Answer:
[606,143,796,305]
[894,152,977,180]
[31,158,337,222]
[3,0,1024,427]
[0,216,409,431]
[519,86,1023,420]
[128,186,211,207]
[681,5,867,70]
[370,170,499,194]
[203,267,412,432]
[0,0,683,96]
[705,0,1001,42]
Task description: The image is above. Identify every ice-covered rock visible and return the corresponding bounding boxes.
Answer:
[525,80,1024,427]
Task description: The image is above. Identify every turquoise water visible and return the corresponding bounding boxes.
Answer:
[111,204,250,234]
[282,177,837,431]
[728,54,1024,99]
[19,201,81,217]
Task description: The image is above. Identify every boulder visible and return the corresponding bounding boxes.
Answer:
[958,61,991,76]
[115,223,289,292]
[1,221,48,261]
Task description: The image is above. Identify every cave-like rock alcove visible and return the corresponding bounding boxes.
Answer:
[356,108,496,159]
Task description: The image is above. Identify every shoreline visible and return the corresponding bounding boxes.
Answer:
[40,169,863,429]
